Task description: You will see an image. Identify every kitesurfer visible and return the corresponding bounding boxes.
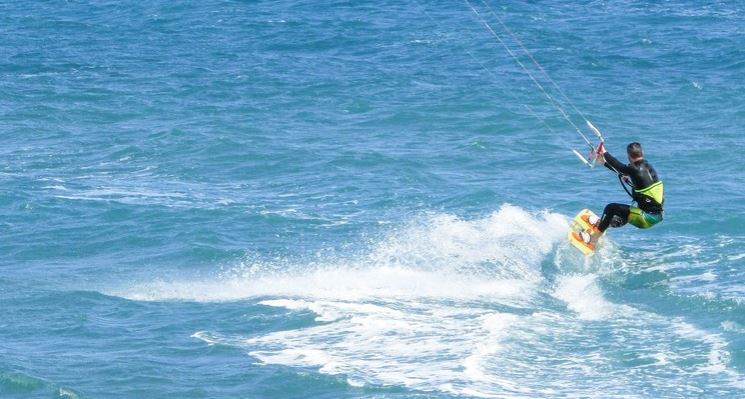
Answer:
[580,142,664,243]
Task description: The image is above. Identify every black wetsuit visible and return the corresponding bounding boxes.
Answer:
[598,152,664,232]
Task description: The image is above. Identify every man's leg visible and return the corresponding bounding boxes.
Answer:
[627,207,663,229]
[598,203,631,232]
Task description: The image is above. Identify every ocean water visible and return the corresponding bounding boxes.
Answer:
[2,0,744,398]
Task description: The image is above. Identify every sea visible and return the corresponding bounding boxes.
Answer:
[2,1,744,398]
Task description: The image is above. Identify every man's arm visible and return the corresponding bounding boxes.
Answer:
[600,151,634,175]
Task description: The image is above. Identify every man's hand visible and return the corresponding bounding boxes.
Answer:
[596,143,607,164]
[596,151,606,165]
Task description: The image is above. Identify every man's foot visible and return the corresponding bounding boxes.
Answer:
[581,213,600,227]
[572,231,596,250]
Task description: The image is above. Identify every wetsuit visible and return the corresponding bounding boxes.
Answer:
[598,152,664,232]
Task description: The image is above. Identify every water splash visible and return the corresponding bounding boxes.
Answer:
[110,204,567,303]
[108,205,741,397]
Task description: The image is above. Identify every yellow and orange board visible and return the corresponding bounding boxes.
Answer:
[568,208,603,256]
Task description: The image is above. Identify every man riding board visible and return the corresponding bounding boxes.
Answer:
[578,142,664,245]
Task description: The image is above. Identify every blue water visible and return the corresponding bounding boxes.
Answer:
[2,0,744,397]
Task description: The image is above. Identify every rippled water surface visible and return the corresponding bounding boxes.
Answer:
[2,1,744,398]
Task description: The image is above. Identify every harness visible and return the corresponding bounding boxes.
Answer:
[634,180,665,211]
[618,174,665,212]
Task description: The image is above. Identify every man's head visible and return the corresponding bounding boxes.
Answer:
[627,142,644,161]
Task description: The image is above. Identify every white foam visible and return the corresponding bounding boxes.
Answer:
[362,205,566,280]
[673,320,730,374]
[554,274,615,320]
[58,388,82,399]
[111,266,538,304]
[242,294,740,397]
[259,299,396,323]
[110,205,567,304]
[108,205,745,396]
[243,298,521,395]
[250,348,333,370]
[191,331,220,345]
[721,321,745,333]
[462,313,518,382]
[194,292,744,397]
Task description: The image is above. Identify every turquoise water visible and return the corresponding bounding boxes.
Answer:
[2,1,744,397]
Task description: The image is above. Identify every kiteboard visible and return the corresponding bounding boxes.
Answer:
[568,208,603,256]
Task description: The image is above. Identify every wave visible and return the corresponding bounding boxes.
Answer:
[108,204,569,303]
[0,371,83,399]
[105,204,743,397]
